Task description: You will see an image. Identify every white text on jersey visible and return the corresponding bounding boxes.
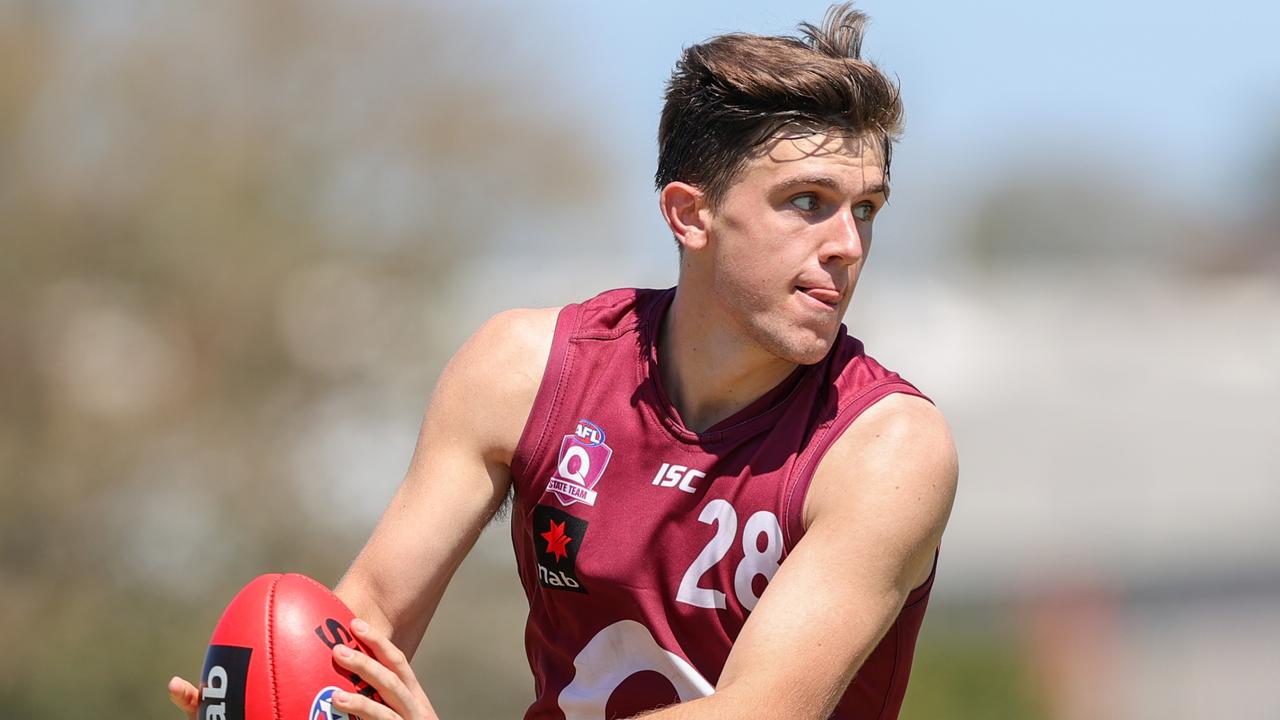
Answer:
[651,463,705,494]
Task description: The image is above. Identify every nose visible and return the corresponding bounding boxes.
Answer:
[819,206,865,266]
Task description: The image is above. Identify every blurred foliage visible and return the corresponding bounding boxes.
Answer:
[901,608,1046,720]
[0,1,600,717]
[962,145,1279,273]
[963,159,1195,270]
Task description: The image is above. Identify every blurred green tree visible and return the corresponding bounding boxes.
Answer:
[0,1,602,717]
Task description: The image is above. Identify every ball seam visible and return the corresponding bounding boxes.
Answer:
[266,573,283,720]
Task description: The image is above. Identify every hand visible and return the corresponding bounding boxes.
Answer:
[331,618,440,720]
[167,675,199,720]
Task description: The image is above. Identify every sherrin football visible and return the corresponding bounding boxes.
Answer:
[197,573,382,720]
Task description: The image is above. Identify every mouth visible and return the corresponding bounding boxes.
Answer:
[796,285,842,311]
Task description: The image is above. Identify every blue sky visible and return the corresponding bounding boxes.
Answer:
[526,1,1280,176]
[465,0,1280,268]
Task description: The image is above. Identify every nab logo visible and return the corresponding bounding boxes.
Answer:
[309,687,352,720]
[534,504,589,593]
[651,462,705,494]
[199,645,251,720]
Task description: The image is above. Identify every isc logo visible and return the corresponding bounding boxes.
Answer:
[651,462,705,494]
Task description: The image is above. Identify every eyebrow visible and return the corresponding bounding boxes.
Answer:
[771,175,889,198]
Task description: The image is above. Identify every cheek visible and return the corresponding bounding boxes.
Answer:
[712,258,762,308]
[709,213,808,300]
[716,229,800,277]
[713,248,786,303]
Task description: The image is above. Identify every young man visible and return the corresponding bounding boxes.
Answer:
[170,4,956,718]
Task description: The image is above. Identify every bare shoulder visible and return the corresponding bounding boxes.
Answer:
[830,393,957,484]
[428,306,561,463]
[464,306,560,384]
[803,393,958,588]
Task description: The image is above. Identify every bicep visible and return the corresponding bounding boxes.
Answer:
[716,395,957,716]
[335,308,557,657]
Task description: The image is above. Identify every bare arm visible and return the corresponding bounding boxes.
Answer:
[633,393,958,719]
[333,307,558,658]
[169,307,559,718]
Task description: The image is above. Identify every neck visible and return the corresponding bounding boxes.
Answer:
[657,285,798,433]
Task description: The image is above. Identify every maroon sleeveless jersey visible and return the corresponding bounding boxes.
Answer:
[510,288,936,720]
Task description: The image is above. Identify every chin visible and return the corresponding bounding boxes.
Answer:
[741,307,842,366]
[788,343,834,366]
[765,329,839,366]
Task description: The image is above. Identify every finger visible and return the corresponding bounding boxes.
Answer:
[349,618,419,696]
[167,676,199,720]
[332,643,416,714]
[330,688,404,720]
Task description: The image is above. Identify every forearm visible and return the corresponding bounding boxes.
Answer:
[333,554,461,661]
[331,454,508,659]
[333,574,397,636]
[627,686,824,720]
[626,692,727,720]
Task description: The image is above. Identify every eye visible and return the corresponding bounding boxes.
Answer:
[789,194,819,212]
[852,202,877,221]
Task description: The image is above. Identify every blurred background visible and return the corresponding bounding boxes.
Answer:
[1,0,1277,718]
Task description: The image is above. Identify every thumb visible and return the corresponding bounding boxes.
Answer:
[168,676,199,720]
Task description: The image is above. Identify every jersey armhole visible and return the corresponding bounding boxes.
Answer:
[781,378,932,550]
[903,547,940,607]
[510,303,582,492]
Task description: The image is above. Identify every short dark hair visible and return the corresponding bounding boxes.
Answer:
[655,3,903,208]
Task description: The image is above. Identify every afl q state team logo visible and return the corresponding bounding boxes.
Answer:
[546,419,612,507]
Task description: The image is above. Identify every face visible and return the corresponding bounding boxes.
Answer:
[699,131,887,365]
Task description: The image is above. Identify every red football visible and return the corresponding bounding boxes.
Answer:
[197,573,382,720]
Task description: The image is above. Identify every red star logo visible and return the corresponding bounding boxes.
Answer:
[541,519,573,562]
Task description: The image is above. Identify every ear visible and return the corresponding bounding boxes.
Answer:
[658,181,710,252]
